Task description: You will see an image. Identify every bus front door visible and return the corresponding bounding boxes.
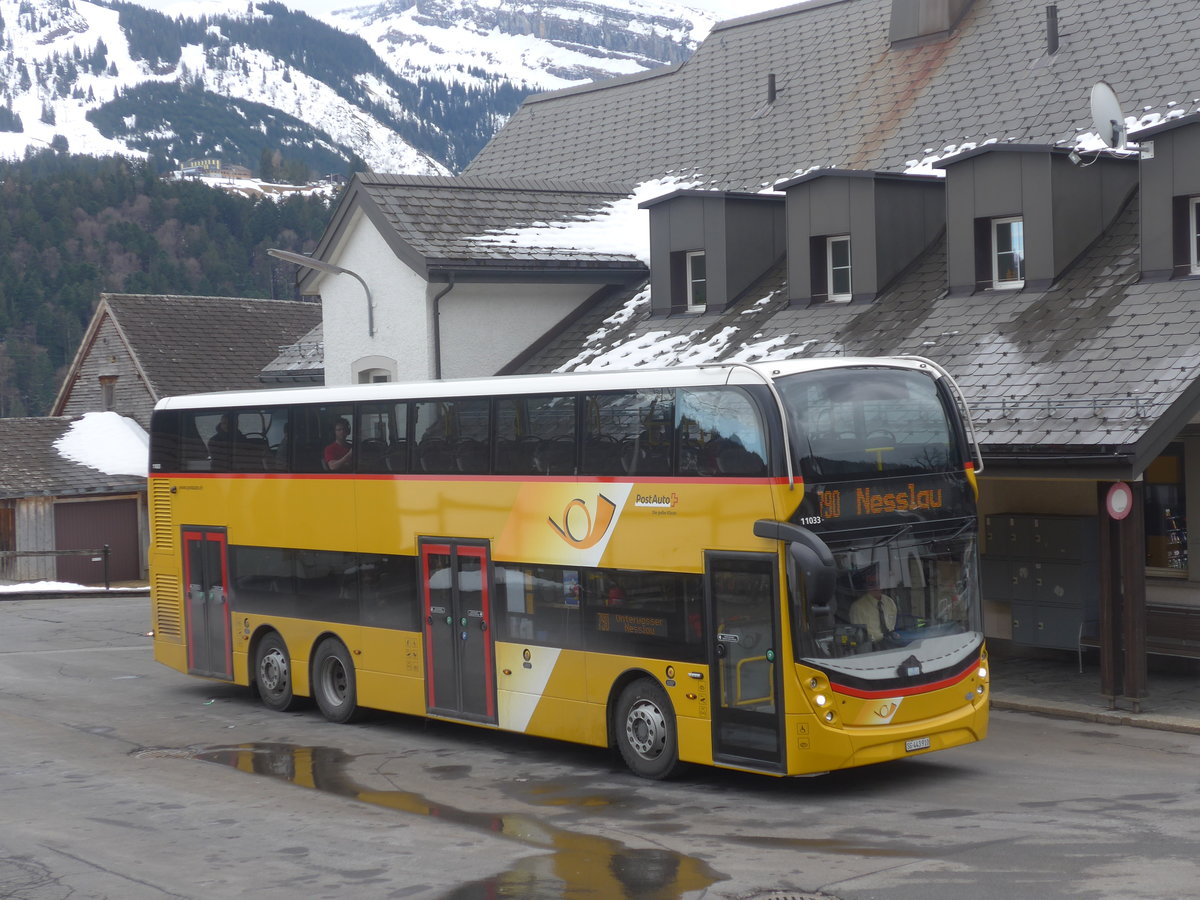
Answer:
[182,528,233,680]
[706,553,784,771]
[420,541,496,724]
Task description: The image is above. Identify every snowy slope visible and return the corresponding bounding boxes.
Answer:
[0,0,713,173]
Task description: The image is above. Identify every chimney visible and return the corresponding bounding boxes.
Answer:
[766,73,777,104]
[1045,4,1059,55]
[889,0,975,45]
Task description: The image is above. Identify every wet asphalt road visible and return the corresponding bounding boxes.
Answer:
[2,594,1200,900]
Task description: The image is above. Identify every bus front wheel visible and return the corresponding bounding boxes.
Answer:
[312,637,361,724]
[615,678,681,780]
[255,632,299,712]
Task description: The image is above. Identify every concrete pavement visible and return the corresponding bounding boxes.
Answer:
[988,641,1200,736]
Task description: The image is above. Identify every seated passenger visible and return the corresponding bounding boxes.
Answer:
[323,418,354,472]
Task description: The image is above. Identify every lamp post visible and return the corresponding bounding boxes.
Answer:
[267,248,374,337]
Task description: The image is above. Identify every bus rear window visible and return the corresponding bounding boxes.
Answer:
[779,368,957,479]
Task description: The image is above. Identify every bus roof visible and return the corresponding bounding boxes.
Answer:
[153,357,940,411]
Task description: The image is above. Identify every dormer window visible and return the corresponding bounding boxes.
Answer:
[827,236,852,302]
[686,251,707,311]
[992,217,1025,288]
[1190,198,1200,275]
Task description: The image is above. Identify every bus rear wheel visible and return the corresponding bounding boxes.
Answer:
[255,632,299,712]
[615,678,681,780]
[312,637,360,724]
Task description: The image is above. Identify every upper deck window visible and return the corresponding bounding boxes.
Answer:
[779,368,957,480]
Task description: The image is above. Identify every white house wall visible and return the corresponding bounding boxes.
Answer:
[322,210,432,385]
[437,282,596,380]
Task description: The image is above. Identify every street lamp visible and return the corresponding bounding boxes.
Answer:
[267,248,375,337]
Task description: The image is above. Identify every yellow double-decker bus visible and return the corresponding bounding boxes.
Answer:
[148,357,988,778]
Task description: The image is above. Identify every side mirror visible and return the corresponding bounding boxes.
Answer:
[756,519,837,620]
[788,540,836,617]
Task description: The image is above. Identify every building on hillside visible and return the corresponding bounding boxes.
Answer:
[54,293,324,429]
[24,294,322,584]
[0,417,145,584]
[183,158,222,173]
[283,0,1200,704]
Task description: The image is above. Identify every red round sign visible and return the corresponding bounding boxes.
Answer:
[1106,482,1133,520]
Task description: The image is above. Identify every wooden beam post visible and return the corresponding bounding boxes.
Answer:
[1120,481,1148,710]
[1096,483,1119,704]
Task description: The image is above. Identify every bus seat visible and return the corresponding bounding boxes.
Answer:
[537,438,574,476]
[497,436,539,475]
[678,439,703,475]
[455,439,489,474]
[495,439,519,474]
[386,440,409,473]
[717,445,766,476]
[295,441,325,473]
[357,438,387,473]
[233,436,270,471]
[419,438,455,473]
[583,435,621,475]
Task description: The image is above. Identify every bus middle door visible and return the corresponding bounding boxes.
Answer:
[420,540,496,724]
[182,528,233,680]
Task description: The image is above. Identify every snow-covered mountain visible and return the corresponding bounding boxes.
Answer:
[328,0,710,92]
[0,0,715,175]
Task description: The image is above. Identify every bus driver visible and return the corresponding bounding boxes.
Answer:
[850,571,898,644]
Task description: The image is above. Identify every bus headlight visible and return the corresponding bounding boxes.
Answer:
[978,666,988,680]
[814,694,827,707]
[824,711,835,722]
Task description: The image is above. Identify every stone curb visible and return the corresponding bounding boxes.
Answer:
[992,697,1200,736]
[0,590,150,602]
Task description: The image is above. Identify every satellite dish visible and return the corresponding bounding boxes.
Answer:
[1089,81,1127,148]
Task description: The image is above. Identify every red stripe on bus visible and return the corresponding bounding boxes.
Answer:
[829,661,978,700]
[148,472,794,486]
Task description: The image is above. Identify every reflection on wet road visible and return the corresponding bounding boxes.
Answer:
[189,742,724,899]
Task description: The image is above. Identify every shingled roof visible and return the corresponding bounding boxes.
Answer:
[468,0,1199,190]
[458,0,1200,477]
[69,294,323,401]
[307,175,648,285]
[514,186,1197,478]
[0,417,144,500]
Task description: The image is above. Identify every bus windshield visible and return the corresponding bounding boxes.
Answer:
[796,523,979,663]
[778,367,958,480]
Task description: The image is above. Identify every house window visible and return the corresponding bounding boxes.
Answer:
[685,251,707,311]
[827,236,852,302]
[992,217,1025,288]
[1190,198,1200,275]
[1145,444,1188,575]
[99,375,117,411]
[358,368,390,384]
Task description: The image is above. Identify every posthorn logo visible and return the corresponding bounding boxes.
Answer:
[548,494,618,549]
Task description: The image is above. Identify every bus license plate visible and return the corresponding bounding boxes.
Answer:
[905,737,931,752]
